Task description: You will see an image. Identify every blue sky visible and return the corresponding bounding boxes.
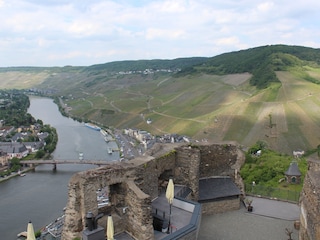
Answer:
[1,0,320,67]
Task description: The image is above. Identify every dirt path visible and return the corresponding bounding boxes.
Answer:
[110,101,123,113]
[157,77,171,87]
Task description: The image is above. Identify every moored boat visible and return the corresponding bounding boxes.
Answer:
[108,148,113,154]
[18,170,26,177]
[85,123,101,131]
[100,129,108,136]
[17,231,27,238]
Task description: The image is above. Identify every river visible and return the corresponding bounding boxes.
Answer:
[0,96,119,240]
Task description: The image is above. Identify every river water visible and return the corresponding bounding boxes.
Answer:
[0,96,119,240]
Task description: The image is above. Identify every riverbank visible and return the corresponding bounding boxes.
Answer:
[0,96,122,240]
[0,167,34,183]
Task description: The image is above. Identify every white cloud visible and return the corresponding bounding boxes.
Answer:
[216,37,240,46]
[145,28,186,40]
[0,0,319,66]
[256,1,274,12]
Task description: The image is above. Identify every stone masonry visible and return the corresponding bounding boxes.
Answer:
[201,197,240,215]
[299,157,320,240]
[61,142,245,240]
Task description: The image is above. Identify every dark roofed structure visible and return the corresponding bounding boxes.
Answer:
[198,177,241,214]
[285,162,301,184]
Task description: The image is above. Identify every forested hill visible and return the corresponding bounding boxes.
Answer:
[83,57,209,73]
[1,44,320,91]
[177,45,320,88]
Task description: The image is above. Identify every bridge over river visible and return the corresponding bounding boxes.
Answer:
[20,159,111,170]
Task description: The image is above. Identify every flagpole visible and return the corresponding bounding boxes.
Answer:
[168,201,172,234]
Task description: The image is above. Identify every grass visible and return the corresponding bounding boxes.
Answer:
[223,102,261,142]
[0,71,50,89]
[241,147,308,202]
[262,82,282,102]
[283,103,311,150]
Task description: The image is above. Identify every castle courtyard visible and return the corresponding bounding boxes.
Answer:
[199,197,300,240]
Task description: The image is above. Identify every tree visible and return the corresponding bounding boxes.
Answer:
[35,149,46,159]
[9,157,21,172]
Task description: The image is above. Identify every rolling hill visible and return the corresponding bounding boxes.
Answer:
[1,44,320,154]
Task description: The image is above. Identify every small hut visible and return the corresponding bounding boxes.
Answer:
[285,162,301,184]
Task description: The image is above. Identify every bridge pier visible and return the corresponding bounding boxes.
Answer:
[53,163,57,171]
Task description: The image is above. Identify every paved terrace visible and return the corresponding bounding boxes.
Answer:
[151,193,194,239]
[114,186,196,240]
[114,196,300,240]
[199,197,300,240]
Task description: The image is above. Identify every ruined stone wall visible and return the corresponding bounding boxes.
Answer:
[199,143,242,178]
[139,148,176,200]
[201,198,240,215]
[175,146,201,201]
[125,180,154,240]
[61,161,142,240]
[62,174,84,240]
[198,143,245,194]
[61,142,245,239]
[299,159,320,240]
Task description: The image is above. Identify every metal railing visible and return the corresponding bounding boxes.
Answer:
[245,183,301,203]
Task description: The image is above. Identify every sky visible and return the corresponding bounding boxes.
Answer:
[1,0,320,67]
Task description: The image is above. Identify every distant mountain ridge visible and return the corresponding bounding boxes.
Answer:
[2,44,320,84]
[84,57,209,73]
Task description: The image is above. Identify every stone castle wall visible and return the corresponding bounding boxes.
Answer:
[198,143,245,193]
[299,158,320,240]
[175,146,201,201]
[61,142,245,240]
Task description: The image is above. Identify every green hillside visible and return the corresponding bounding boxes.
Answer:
[1,44,320,154]
[84,57,209,73]
[178,44,320,88]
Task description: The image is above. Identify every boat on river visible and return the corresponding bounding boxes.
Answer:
[17,231,27,239]
[18,170,26,177]
[100,129,108,136]
[85,123,101,131]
